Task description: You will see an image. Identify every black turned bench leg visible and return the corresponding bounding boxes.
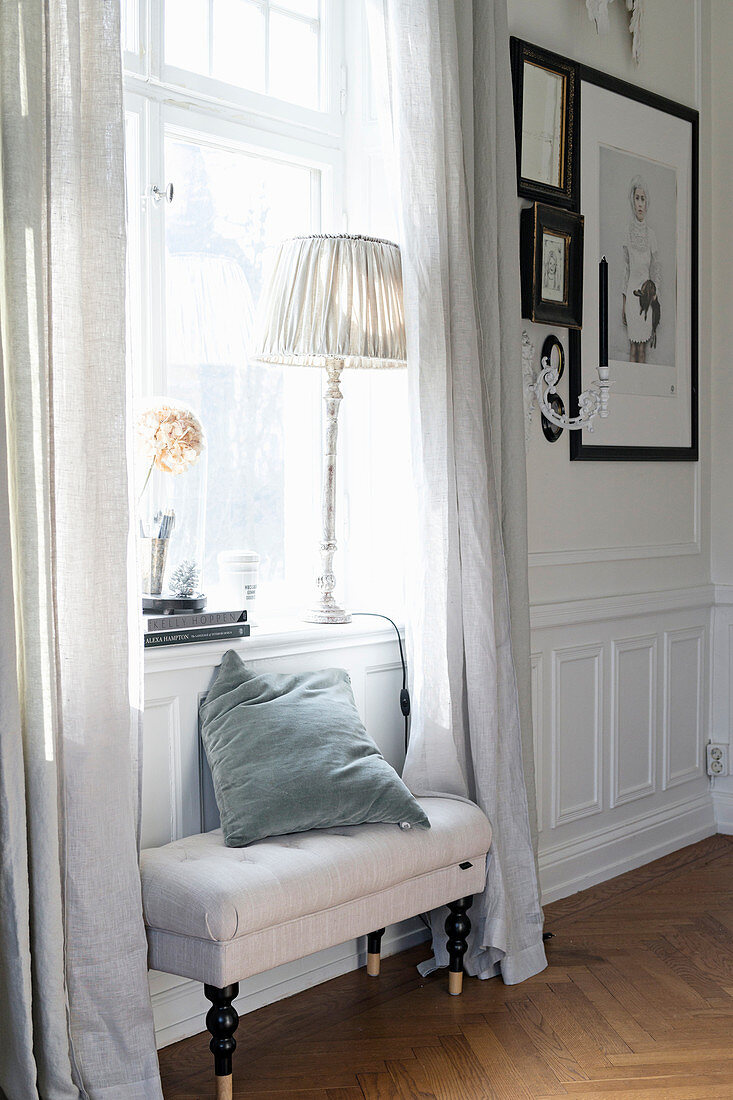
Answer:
[367,927,385,977]
[445,896,472,996]
[204,983,239,1099]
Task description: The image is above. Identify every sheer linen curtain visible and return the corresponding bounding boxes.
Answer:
[366,0,547,984]
[472,0,539,852]
[0,3,162,1098]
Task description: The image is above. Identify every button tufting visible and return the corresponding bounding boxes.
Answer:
[141,798,493,954]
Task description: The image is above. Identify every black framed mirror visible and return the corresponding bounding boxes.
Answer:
[510,38,579,211]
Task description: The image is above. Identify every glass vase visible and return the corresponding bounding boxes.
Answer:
[139,451,207,599]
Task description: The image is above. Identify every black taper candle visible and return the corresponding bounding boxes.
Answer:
[599,256,608,367]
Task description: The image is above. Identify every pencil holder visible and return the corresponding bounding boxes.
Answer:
[141,537,170,596]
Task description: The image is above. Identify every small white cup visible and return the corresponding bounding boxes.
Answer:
[217,550,259,625]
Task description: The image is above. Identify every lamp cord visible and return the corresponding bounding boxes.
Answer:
[351,613,426,927]
[351,612,411,752]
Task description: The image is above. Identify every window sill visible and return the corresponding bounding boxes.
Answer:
[143,615,404,675]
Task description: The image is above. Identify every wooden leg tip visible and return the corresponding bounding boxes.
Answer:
[367,952,381,977]
[448,970,463,996]
[215,1073,233,1100]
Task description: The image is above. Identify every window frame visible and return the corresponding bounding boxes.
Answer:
[123,0,347,389]
[123,0,345,136]
[123,0,408,618]
[124,0,347,608]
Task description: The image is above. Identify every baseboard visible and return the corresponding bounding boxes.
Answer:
[712,789,733,833]
[538,790,716,904]
[151,916,430,1049]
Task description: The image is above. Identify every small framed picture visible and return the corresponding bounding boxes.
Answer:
[520,203,584,328]
[510,38,579,210]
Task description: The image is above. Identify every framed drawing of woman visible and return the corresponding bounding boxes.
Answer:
[569,66,698,461]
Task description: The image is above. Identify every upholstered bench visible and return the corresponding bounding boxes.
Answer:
[141,795,492,1098]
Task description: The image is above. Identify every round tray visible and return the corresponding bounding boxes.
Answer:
[142,594,207,615]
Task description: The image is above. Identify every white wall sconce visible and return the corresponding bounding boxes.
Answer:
[524,256,612,440]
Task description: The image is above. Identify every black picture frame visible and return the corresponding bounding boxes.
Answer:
[520,203,584,329]
[510,38,579,210]
[569,64,698,462]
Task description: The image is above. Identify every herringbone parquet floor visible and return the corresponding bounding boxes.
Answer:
[159,834,733,1099]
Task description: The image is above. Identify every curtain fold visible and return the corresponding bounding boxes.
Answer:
[0,2,163,1096]
[366,0,546,984]
[472,0,539,851]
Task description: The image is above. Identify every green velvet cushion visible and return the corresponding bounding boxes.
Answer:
[200,650,430,847]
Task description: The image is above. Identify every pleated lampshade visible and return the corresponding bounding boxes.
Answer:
[252,234,406,369]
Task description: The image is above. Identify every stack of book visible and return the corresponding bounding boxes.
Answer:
[144,609,249,649]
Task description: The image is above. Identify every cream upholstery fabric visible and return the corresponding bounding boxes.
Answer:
[141,796,491,988]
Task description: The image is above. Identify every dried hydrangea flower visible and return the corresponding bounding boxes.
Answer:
[135,401,206,490]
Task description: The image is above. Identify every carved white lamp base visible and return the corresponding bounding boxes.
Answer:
[304,360,352,625]
[304,602,352,625]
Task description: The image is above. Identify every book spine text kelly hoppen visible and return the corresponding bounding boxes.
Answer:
[145,610,247,632]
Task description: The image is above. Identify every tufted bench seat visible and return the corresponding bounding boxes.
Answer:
[141,795,492,1098]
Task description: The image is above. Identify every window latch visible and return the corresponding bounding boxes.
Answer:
[339,65,347,116]
[151,183,174,204]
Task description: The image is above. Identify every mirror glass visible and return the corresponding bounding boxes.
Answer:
[521,61,565,188]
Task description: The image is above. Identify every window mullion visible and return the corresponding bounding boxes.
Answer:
[264,1,271,97]
[124,94,146,398]
[208,0,215,78]
[146,98,167,396]
[149,0,163,81]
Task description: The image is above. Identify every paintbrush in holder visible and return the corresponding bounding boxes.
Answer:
[140,509,175,595]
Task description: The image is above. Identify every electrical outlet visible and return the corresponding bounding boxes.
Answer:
[706,743,729,777]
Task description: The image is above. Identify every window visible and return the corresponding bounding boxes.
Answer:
[165,0,322,108]
[124,0,408,616]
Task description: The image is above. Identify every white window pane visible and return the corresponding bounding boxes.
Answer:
[163,136,320,603]
[275,0,320,17]
[124,109,143,394]
[341,369,408,617]
[269,12,319,109]
[121,0,139,55]
[212,0,266,92]
[165,0,209,75]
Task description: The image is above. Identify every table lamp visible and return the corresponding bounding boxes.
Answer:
[253,233,406,623]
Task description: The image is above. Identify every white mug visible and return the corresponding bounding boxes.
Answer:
[217,550,259,624]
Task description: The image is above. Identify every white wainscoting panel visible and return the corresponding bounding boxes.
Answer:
[728,620,733,741]
[141,697,182,849]
[552,644,603,827]
[531,653,543,833]
[533,588,714,904]
[663,627,704,790]
[710,589,733,830]
[611,635,657,807]
[364,663,406,773]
